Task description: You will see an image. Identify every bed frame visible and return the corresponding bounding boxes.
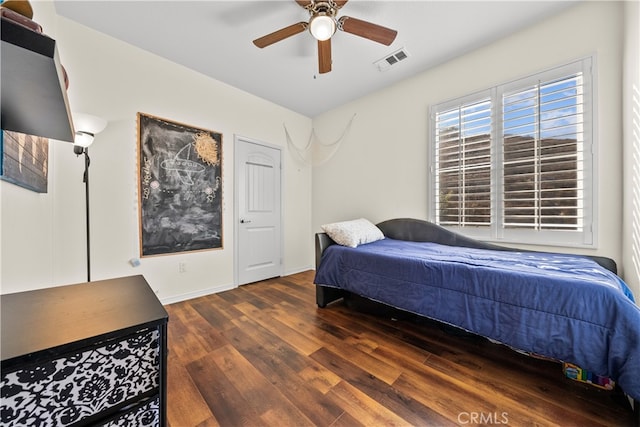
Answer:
[315,218,617,308]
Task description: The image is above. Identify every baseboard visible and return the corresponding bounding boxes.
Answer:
[159,282,235,305]
[284,264,314,276]
[159,268,314,305]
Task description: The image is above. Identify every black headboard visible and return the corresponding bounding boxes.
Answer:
[316,218,617,274]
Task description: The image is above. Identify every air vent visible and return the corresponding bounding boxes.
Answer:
[374,47,410,72]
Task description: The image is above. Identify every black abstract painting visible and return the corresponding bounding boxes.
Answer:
[137,113,222,256]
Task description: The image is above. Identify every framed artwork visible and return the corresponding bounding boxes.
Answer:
[137,113,223,256]
[0,130,49,193]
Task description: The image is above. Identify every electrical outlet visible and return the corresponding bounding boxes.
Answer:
[179,262,187,273]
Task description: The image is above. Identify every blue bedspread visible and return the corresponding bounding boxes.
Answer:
[314,238,640,400]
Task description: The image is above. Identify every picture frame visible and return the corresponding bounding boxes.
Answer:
[0,130,49,193]
[137,113,223,256]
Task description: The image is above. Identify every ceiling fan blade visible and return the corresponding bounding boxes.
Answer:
[253,22,308,48]
[334,0,349,8]
[295,0,313,8]
[338,16,397,46]
[318,39,332,74]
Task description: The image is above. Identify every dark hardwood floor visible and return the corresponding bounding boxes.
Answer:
[165,270,635,426]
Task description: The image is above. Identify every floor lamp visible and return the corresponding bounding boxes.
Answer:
[73,113,107,282]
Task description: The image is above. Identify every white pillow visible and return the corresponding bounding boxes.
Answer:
[321,218,384,248]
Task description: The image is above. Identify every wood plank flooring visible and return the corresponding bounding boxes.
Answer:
[165,270,635,426]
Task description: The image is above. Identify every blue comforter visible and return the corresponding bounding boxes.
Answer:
[314,238,640,400]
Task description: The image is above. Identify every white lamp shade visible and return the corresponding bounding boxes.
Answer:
[73,113,107,136]
[309,14,336,41]
[74,131,94,148]
[72,113,107,148]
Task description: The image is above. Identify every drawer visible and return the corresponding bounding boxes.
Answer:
[0,327,160,426]
[101,395,159,427]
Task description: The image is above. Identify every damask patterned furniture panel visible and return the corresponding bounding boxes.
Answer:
[1,275,168,426]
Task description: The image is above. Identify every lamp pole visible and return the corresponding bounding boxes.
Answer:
[72,113,107,283]
[75,144,91,282]
[84,147,91,282]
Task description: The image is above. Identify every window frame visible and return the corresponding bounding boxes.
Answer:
[428,57,597,248]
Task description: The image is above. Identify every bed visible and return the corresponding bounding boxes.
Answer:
[313,218,640,410]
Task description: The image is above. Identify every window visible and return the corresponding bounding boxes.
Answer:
[429,58,595,247]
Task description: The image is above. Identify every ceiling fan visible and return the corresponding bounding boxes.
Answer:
[252,0,397,74]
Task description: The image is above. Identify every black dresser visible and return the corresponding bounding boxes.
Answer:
[0,275,168,426]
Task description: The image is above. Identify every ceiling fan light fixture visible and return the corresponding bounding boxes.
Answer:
[309,13,336,41]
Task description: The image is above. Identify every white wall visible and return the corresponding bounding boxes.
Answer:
[0,3,314,302]
[2,1,636,301]
[312,2,626,270]
[622,0,640,299]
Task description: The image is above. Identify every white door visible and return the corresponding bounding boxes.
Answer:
[234,136,282,285]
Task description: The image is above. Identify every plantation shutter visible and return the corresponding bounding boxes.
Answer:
[430,57,593,246]
[434,98,492,227]
[501,73,585,231]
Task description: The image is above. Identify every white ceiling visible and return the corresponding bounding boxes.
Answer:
[53,0,578,118]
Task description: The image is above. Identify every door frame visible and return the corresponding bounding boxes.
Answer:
[233,134,284,287]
